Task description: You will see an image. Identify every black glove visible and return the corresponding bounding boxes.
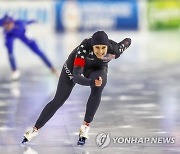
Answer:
[118,38,131,53]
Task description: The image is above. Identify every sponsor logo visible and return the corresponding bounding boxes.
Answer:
[63,63,73,80]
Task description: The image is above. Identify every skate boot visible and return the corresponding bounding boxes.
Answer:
[77,124,90,146]
[11,70,20,81]
[22,127,38,144]
[51,67,59,77]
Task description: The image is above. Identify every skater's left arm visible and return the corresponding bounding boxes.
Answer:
[73,67,95,86]
[25,20,36,25]
[17,20,36,26]
[73,39,95,86]
[109,38,131,59]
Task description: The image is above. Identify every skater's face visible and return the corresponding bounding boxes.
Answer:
[3,21,14,31]
[93,45,108,59]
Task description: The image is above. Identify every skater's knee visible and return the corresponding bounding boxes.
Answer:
[51,97,60,104]
[49,96,67,109]
[26,40,39,50]
[8,52,14,59]
[47,99,59,109]
[91,86,104,94]
[25,38,35,45]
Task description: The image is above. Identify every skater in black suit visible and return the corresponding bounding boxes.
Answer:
[22,31,131,145]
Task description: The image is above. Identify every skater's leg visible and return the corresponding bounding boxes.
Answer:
[5,37,16,71]
[35,69,75,129]
[77,69,107,145]
[84,69,107,123]
[20,35,58,75]
[5,37,20,80]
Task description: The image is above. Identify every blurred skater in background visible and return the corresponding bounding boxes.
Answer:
[0,15,59,80]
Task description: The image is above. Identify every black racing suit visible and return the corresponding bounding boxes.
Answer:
[35,37,131,129]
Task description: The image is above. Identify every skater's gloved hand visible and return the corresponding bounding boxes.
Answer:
[95,76,102,87]
[118,38,131,53]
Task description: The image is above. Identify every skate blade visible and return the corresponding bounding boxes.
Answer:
[77,141,85,146]
[22,137,28,144]
[77,140,86,146]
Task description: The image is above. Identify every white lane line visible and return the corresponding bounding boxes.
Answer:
[126,103,157,108]
[141,91,156,96]
[0,111,9,114]
[127,83,144,90]
[0,84,10,88]
[133,111,153,115]
[153,131,168,134]
[0,101,9,107]
[101,96,112,101]
[118,95,151,101]
[0,93,11,97]
[117,125,133,129]
[140,115,164,119]
[0,126,14,131]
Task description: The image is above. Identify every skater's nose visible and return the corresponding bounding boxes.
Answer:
[99,50,103,55]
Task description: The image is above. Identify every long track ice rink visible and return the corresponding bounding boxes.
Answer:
[0,31,180,154]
